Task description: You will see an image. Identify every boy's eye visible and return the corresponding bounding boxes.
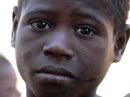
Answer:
[30,19,51,31]
[74,25,96,37]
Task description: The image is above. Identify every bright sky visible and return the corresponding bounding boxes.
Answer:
[0,1,130,97]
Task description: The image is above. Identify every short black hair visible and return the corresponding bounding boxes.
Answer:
[17,0,130,35]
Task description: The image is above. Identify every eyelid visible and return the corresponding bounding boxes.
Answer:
[26,18,53,33]
[75,24,98,34]
[73,24,99,39]
[27,18,49,25]
[28,18,52,29]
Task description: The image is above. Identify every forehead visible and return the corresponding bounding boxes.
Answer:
[23,0,104,11]
[20,0,113,35]
[21,0,109,22]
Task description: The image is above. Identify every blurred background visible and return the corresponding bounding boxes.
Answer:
[0,0,130,97]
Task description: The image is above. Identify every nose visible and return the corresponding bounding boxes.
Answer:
[43,35,74,60]
[43,45,74,60]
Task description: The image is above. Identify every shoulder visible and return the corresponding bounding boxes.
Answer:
[124,93,130,97]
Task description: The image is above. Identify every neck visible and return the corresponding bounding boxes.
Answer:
[26,87,36,97]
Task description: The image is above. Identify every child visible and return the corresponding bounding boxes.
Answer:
[11,0,130,97]
[0,53,20,97]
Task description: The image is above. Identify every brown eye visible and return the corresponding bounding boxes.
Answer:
[31,20,51,31]
[75,25,96,37]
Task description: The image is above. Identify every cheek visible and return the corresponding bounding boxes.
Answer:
[75,39,113,80]
[16,28,41,66]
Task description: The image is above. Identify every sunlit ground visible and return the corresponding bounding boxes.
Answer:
[0,1,130,97]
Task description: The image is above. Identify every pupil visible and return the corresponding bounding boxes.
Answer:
[81,27,89,34]
[37,21,46,29]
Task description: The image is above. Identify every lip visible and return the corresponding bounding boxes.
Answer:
[34,66,75,85]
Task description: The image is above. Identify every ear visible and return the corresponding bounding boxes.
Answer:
[11,6,18,47]
[113,24,130,62]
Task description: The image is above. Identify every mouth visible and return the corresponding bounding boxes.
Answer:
[34,66,75,85]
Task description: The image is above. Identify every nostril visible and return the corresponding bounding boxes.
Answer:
[44,50,53,56]
[43,46,74,59]
[63,52,74,60]
[64,55,72,60]
[44,50,73,59]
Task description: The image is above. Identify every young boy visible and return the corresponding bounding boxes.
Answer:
[0,53,20,97]
[11,0,130,97]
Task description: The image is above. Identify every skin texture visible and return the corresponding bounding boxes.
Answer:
[12,0,130,97]
[0,65,20,97]
[26,87,35,97]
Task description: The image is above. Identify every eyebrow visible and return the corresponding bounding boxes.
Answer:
[23,8,57,18]
[73,11,105,27]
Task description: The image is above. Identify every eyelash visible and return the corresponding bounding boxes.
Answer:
[74,25,97,38]
[28,18,52,32]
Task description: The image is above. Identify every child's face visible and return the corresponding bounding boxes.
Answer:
[12,0,127,97]
[0,65,20,97]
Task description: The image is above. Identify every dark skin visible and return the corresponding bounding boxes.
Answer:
[12,0,130,97]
